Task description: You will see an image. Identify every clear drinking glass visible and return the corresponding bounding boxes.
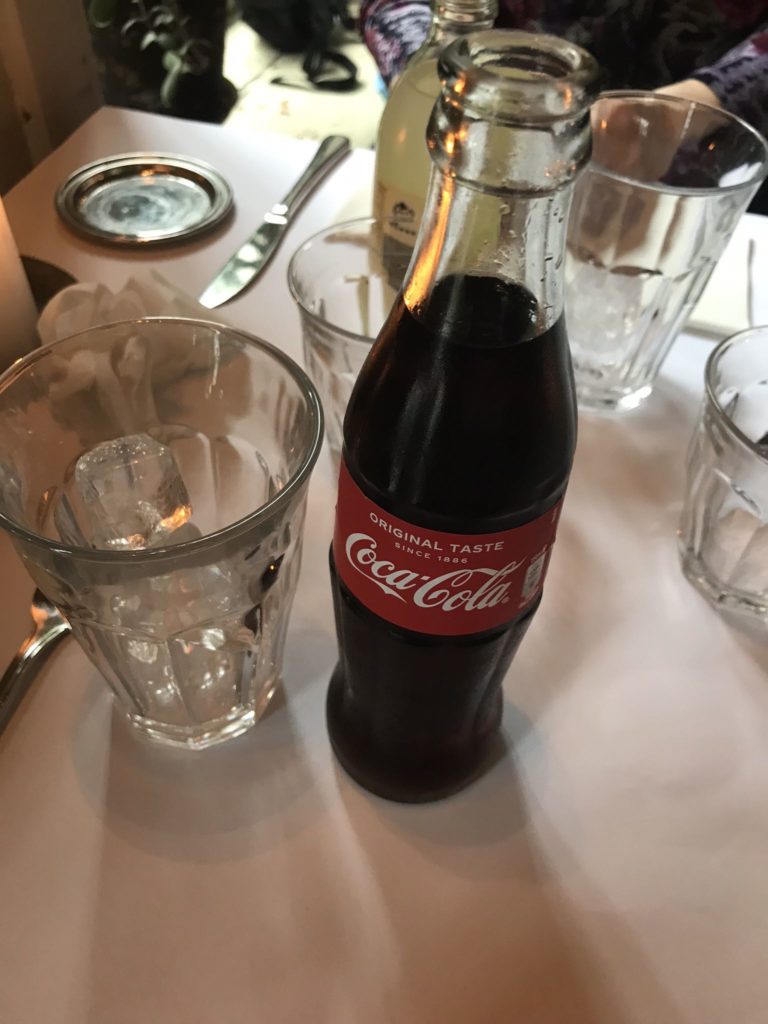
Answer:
[288,217,405,467]
[679,327,768,626]
[0,319,323,748]
[566,91,768,412]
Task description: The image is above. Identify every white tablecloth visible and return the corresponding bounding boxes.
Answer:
[1,107,767,1024]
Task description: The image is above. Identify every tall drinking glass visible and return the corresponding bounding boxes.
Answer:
[288,217,403,468]
[0,319,323,748]
[567,91,768,412]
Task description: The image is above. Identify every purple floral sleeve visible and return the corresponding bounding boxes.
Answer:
[692,28,768,135]
[360,0,432,85]
[360,0,768,137]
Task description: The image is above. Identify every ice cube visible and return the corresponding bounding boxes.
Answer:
[55,433,192,550]
[724,380,768,449]
[567,254,652,361]
[99,549,270,728]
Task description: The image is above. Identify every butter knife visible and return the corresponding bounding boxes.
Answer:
[199,134,351,309]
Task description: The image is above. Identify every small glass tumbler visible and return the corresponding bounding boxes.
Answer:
[679,327,768,626]
[288,217,403,467]
[567,91,768,412]
[0,319,323,748]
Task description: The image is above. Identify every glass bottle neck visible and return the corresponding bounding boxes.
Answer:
[403,174,571,337]
[402,31,598,337]
[426,1,498,52]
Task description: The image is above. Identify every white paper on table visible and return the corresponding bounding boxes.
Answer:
[34,271,232,434]
[688,229,752,337]
[36,269,226,346]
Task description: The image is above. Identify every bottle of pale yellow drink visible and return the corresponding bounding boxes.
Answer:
[373,0,498,281]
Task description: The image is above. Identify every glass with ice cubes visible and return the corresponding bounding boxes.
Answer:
[566,91,767,412]
[679,327,768,627]
[0,319,323,748]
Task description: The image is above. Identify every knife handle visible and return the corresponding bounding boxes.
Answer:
[277,136,351,221]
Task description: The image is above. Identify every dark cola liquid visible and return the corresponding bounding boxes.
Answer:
[328,273,576,802]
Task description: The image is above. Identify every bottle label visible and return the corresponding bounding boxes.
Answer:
[374,181,424,249]
[334,461,564,637]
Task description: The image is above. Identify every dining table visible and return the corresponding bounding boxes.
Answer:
[1,105,768,1024]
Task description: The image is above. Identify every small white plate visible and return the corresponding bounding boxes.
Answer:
[55,152,234,247]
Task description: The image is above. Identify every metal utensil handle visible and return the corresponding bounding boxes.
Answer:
[279,135,350,220]
[0,623,69,736]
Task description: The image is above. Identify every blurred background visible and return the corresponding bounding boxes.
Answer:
[0,0,384,193]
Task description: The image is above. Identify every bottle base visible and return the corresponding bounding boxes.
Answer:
[326,665,504,804]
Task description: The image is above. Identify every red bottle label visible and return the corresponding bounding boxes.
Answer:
[333,461,564,637]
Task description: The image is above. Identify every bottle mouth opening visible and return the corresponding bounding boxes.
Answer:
[440,30,600,122]
[477,45,574,79]
[437,0,498,22]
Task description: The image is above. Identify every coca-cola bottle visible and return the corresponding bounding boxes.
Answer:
[328,30,599,802]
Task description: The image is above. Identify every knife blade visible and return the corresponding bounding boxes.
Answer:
[199,134,351,309]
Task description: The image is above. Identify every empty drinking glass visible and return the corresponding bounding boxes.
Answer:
[567,91,768,412]
[0,319,323,748]
[288,217,404,468]
[679,326,768,627]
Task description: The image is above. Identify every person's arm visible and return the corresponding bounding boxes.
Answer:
[685,26,768,136]
[655,78,721,109]
[360,0,431,86]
